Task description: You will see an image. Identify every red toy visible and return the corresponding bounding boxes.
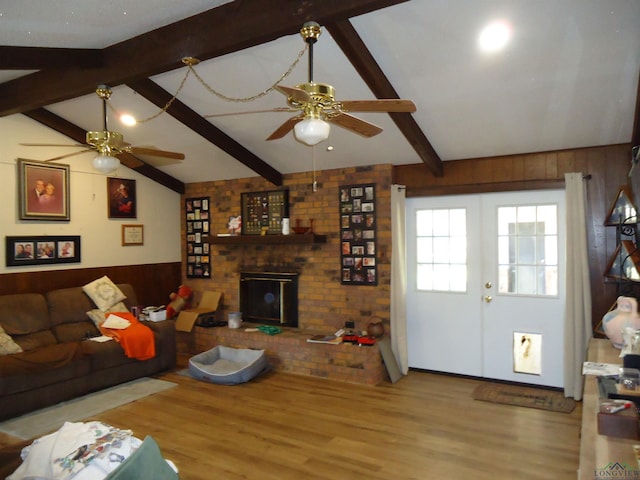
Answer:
[166,285,193,319]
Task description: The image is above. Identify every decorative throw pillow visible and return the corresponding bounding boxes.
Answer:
[0,325,23,355]
[87,301,129,328]
[83,276,127,312]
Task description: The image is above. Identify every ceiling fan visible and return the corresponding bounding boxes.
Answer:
[21,85,185,173]
[266,21,417,146]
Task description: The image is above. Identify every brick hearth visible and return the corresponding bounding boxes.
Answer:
[177,326,385,385]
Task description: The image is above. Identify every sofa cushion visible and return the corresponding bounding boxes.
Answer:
[0,325,22,355]
[47,286,104,326]
[81,339,142,369]
[47,285,135,343]
[55,321,100,343]
[12,330,57,351]
[0,293,50,335]
[87,302,130,328]
[0,342,89,395]
[83,276,127,312]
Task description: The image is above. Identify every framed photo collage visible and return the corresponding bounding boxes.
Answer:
[185,196,211,278]
[340,183,377,285]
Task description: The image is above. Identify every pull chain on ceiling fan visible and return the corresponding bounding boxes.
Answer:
[21,85,185,174]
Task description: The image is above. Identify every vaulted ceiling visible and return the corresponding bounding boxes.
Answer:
[2,0,639,194]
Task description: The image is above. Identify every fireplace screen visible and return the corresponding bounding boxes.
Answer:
[239,272,298,327]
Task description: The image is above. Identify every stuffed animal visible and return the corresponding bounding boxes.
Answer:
[166,285,193,319]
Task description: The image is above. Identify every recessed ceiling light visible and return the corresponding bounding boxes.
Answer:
[478,20,512,53]
[120,114,137,126]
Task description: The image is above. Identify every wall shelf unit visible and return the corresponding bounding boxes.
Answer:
[209,234,326,246]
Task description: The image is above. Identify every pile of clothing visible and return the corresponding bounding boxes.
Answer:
[8,421,177,480]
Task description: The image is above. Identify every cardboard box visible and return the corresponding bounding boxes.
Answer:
[176,291,221,332]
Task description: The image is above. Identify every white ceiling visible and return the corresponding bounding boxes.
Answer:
[1,0,639,185]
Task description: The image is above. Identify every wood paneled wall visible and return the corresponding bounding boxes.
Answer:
[0,262,181,307]
[394,143,633,331]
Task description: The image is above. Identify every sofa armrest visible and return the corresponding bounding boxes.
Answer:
[143,320,176,369]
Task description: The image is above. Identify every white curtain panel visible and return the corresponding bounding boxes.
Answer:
[563,172,592,400]
[391,185,409,374]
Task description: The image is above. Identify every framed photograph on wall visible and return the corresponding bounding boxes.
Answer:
[18,158,70,221]
[121,224,144,246]
[185,196,211,278]
[6,235,81,266]
[107,177,136,219]
[241,189,289,235]
[339,183,377,285]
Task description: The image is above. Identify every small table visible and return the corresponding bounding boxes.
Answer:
[578,338,639,479]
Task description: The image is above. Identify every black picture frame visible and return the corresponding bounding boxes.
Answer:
[241,189,289,235]
[107,177,137,219]
[18,158,71,221]
[6,235,81,266]
[340,183,377,285]
[185,197,211,278]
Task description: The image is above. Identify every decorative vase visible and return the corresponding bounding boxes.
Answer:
[603,296,640,348]
[366,317,385,338]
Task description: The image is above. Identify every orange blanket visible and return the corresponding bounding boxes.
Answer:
[100,312,156,361]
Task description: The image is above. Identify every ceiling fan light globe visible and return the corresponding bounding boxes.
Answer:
[294,117,330,146]
[92,154,120,174]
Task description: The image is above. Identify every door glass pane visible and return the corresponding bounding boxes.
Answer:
[497,203,558,296]
[415,208,467,292]
[416,210,432,236]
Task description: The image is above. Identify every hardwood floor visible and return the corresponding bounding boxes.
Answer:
[0,366,582,479]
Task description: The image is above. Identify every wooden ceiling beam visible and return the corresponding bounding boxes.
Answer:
[326,19,444,177]
[21,108,185,194]
[0,46,102,69]
[0,0,407,117]
[128,78,283,186]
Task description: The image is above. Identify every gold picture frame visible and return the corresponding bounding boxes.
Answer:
[122,224,144,246]
[18,158,70,221]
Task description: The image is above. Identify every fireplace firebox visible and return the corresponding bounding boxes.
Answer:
[239,272,298,327]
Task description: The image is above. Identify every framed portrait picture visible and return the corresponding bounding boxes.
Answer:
[6,235,81,266]
[18,158,70,221]
[107,177,136,219]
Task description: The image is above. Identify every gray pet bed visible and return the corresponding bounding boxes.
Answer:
[188,345,269,385]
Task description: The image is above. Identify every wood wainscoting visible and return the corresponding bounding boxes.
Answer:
[0,262,181,307]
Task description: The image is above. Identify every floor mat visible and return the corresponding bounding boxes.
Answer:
[0,377,177,440]
[472,382,576,413]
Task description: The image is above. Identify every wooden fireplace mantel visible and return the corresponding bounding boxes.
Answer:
[209,233,327,245]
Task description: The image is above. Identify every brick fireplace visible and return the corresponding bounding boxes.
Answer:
[178,164,393,383]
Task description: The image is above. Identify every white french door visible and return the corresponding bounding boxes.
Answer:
[406,190,566,387]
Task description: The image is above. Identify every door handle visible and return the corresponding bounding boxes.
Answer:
[484,295,493,303]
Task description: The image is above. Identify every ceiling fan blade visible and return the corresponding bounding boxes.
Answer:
[20,143,87,148]
[116,153,145,169]
[339,99,416,113]
[275,85,311,104]
[329,113,383,138]
[205,107,297,118]
[266,115,304,141]
[128,147,185,160]
[43,149,95,162]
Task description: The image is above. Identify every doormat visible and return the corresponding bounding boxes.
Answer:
[0,377,177,440]
[472,382,576,413]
